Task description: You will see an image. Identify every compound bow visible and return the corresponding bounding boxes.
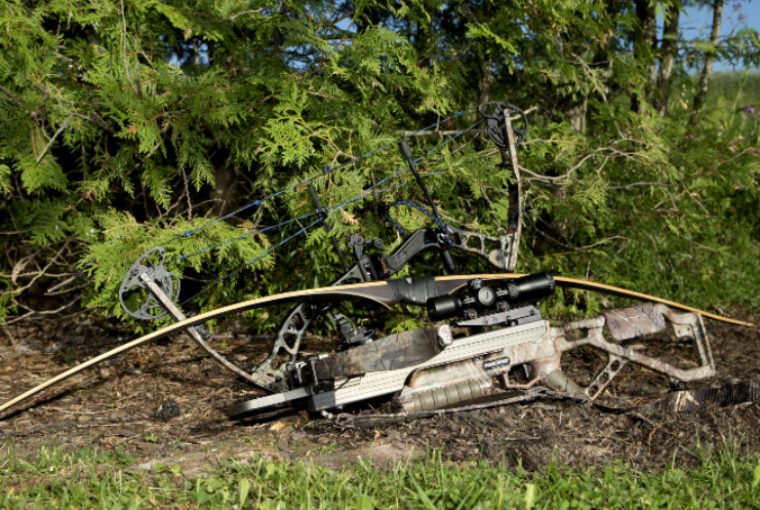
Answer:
[116,102,529,392]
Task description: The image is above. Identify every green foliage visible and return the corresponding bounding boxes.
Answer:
[78,208,270,324]
[0,0,759,327]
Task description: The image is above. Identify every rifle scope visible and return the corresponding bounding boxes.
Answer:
[427,272,555,322]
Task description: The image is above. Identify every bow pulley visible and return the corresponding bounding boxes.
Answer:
[118,247,181,320]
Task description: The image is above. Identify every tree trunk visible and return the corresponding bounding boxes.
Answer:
[567,100,588,133]
[479,54,494,106]
[692,0,723,115]
[655,1,681,115]
[211,165,236,216]
[632,0,658,112]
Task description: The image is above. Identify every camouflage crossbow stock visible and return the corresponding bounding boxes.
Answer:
[0,103,755,421]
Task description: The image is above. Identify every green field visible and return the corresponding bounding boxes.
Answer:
[706,72,760,108]
[1,445,759,509]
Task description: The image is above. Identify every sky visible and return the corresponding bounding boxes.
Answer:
[680,0,760,71]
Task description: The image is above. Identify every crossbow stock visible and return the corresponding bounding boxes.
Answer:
[0,102,754,421]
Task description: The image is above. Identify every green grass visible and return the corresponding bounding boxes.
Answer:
[701,71,760,144]
[1,445,759,509]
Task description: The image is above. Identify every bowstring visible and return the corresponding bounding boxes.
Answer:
[175,117,485,308]
[170,117,483,266]
[160,111,467,248]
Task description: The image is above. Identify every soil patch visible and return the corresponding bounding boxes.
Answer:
[1,312,758,473]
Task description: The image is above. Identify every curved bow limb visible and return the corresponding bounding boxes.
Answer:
[0,283,398,417]
[0,273,753,417]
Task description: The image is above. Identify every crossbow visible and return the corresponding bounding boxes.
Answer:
[257,102,527,390]
[1,102,755,420]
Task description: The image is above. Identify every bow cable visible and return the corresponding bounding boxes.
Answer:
[171,119,486,307]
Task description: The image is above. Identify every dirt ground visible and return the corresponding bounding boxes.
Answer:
[1,310,759,476]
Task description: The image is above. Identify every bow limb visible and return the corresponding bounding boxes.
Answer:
[0,278,472,417]
[1,273,753,417]
[501,110,522,271]
[0,284,397,417]
[556,276,756,328]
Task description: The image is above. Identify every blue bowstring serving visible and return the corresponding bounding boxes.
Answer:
[173,117,481,307]
[162,111,467,248]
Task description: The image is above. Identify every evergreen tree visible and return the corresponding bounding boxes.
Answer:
[1,0,759,326]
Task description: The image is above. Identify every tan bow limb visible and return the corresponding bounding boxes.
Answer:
[1,273,753,417]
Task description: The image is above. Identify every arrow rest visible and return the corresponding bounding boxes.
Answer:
[118,247,181,320]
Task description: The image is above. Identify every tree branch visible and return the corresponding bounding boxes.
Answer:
[35,117,70,164]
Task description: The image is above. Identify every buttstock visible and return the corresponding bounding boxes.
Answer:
[550,303,715,400]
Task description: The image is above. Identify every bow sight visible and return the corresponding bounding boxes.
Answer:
[1,101,754,421]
